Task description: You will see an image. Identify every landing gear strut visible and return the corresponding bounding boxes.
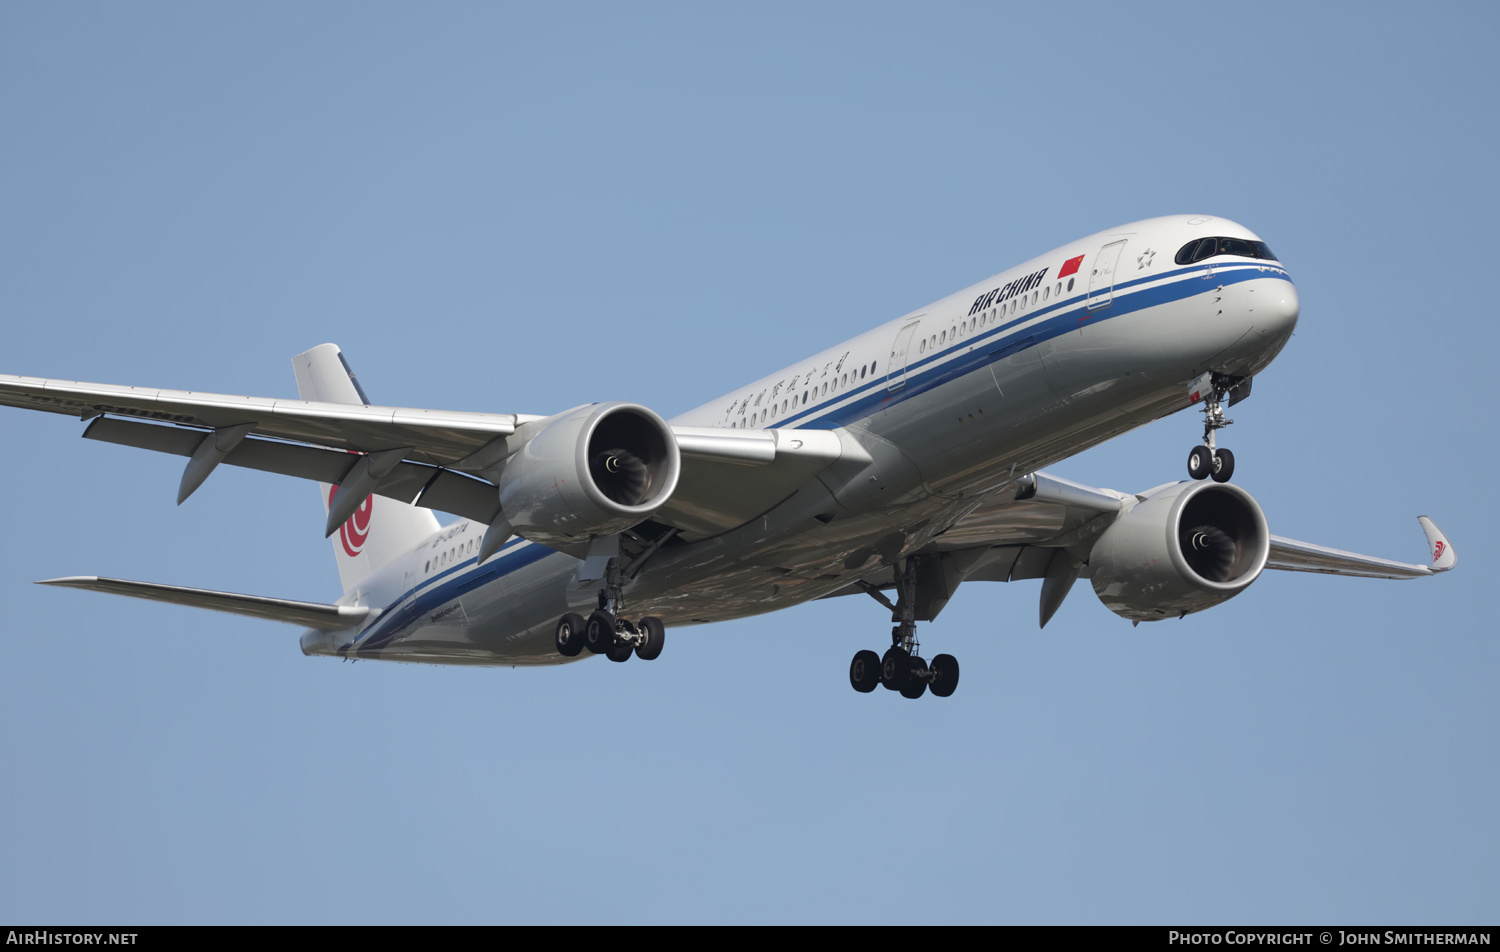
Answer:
[553,547,667,663]
[847,558,960,700]
[1187,374,1237,484]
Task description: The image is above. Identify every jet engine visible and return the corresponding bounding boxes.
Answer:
[496,402,680,546]
[1088,480,1270,622]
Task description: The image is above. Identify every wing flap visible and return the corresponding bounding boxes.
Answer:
[82,417,502,523]
[37,576,370,630]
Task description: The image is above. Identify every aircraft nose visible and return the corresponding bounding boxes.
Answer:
[1259,280,1299,337]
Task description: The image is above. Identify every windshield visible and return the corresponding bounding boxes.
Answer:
[1175,237,1278,265]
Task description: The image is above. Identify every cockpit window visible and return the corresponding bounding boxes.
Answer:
[1175,236,1278,265]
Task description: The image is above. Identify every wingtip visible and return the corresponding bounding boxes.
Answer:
[1417,516,1457,573]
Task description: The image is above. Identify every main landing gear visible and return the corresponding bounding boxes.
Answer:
[552,552,666,663]
[1187,374,1238,484]
[848,559,959,700]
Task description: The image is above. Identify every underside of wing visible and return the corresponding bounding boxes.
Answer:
[1266,516,1456,579]
[37,577,371,630]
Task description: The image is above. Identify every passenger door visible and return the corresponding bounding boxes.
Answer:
[886,318,922,392]
[1086,240,1127,310]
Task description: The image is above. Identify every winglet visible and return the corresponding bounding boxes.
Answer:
[1418,516,1457,573]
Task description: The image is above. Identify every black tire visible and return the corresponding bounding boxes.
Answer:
[1211,447,1236,483]
[584,609,616,654]
[849,649,881,693]
[929,653,960,698]
[555,612,587,657]
[880,646,910,692]
[606,641,633,663]
[1187,445,1213,480]
[900,656,929,699]
[635,616,665,661]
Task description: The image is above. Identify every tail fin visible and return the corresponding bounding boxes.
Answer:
[292,344,439,593]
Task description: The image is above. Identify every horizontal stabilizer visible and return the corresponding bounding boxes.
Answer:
[1265,516,1457,580]
[37,576,370,630]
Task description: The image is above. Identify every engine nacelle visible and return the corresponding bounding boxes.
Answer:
[1088,480,1270,622]
[497,402,680,546]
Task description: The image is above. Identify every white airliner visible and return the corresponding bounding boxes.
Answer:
[0,215,1456,698]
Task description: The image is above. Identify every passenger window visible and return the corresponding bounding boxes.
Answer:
[859,367,865,379]
[1055,282,1061,297]
[871,361,877,373]
[920,340,926,353]
[425,560,430,572]
[1042,286,1049,301]
[1032,291,1038,305]
[1067,278,1074,292]
[842,374,848,386]
[940,331,946,344]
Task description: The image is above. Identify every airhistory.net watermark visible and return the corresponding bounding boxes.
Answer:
[5,934,137,945]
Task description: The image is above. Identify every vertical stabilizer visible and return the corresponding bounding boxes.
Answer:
[293,344,439,593]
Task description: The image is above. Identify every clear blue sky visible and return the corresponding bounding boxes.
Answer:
[1,2,1494,925]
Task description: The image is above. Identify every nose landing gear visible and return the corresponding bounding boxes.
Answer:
[847,559,960,700]
[1186,373,1240,483]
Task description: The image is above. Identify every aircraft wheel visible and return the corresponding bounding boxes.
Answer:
[584,609,617,654]
[555,612,587,657]
[1211,447,1236,483]
[606,641,633,663]
[1187,445,1213,480]
[849,650,881,693]
[900,656,929,699]
[635,616,665,661]
[929,653,960,698]
[880,646,910,692]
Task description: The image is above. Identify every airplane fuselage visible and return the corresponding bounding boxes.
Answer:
[299,215,1300,665]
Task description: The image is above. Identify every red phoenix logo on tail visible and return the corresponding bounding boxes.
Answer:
[1433,540,1446,563]
[327,485,373,557]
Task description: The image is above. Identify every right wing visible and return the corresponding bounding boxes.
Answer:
[0,370,851,537]
[37,577,371,630]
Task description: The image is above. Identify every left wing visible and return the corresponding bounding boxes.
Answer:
[829,471,1455,627]
[1265,516,1456,579]
[921,472,1455,580]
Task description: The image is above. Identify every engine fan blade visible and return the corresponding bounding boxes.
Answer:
[590,447,650,506]
[1183,524,1236,582]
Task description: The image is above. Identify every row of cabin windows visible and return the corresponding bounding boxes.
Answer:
[729,360,880,428]
[918,277,1076,355]
[425,537,475,574]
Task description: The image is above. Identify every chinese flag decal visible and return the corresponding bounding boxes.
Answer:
[1058,255,1085,279]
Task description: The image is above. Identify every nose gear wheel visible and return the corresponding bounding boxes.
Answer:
[1186,374,1240,483]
